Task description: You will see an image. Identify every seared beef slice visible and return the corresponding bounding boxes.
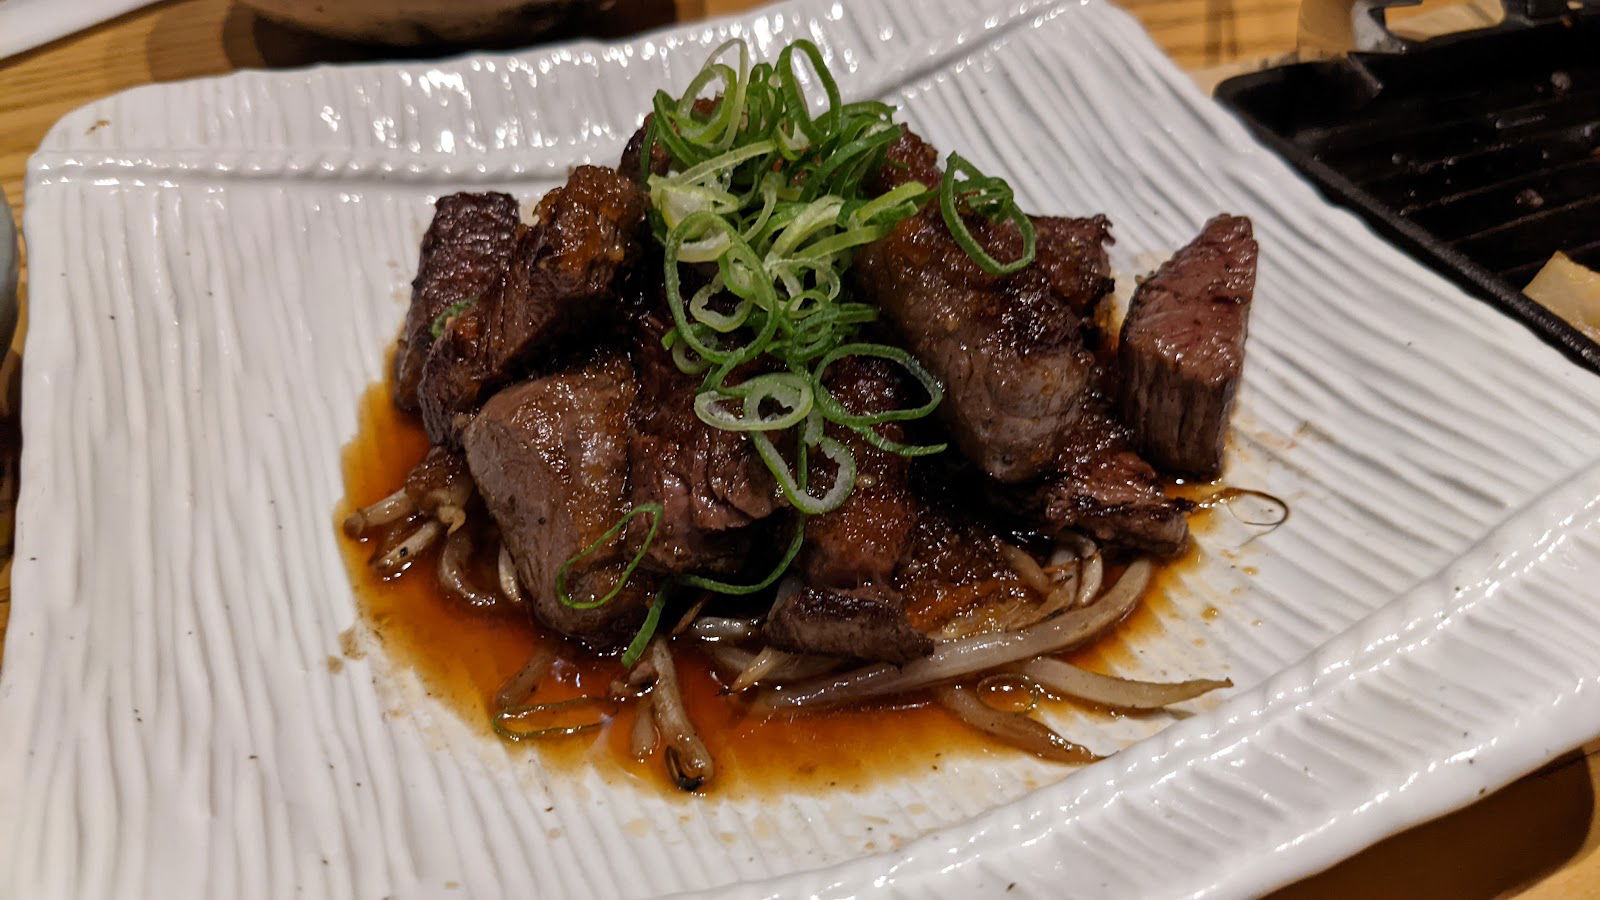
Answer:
[1041,402,1191,557]
[617,98,720,184]
[856,168,1114,482]
[419,166,647,443]
[765,587,933,665]
[463,356,653,647]
[1118,215,1257,478]
[628,313,779,575]
[864,127,942,195]
[802,357,917,589]
[393,192,520,412]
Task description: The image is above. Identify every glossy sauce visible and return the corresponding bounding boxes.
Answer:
[337,381,1221,794]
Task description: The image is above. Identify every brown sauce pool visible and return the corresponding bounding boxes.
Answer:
[336,381,1220,794]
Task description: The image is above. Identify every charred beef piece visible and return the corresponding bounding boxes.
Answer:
[417,166,648,444]
[619,113,672,183]
[617,99,720,183]
[1118,215,1257,479]
[764,586,934,665]
[856,206,1113,483]
[393,192,520,412]
[893,505,1036,633]
[801,356,917,589]
[627,313,779,574]
[462,356,654,648]
[1038,395,1192,557]
[922,359,1190,558]
[1033,216,1122,323]
[856,134,1115,483]
[864,127,942,195]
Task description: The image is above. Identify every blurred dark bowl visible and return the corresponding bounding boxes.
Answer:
[235,0,599,45]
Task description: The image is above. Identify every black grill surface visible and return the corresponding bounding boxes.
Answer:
[1217,14,1600,371]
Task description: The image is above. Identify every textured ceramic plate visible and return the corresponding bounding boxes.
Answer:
[6,0,1600,896]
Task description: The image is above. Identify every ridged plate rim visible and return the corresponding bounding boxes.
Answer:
[7,0,1600,897]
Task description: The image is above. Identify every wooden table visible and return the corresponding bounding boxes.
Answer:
[0,1,1595,896]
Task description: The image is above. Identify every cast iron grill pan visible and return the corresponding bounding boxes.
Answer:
[1216,15,1600,371]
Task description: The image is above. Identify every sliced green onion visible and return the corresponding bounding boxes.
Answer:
[693,372,814,433]
[650,89,706,166]
[687,278,751,333]
[669,334,713,375]
[939,152,1037,276]
[629,38,1034,595]
[813,343,944,426]
[636,115,660,182]
[676,516,807,595]
[663,212,777,363]
[621,586,670,668]
[750,430,856,515]
[555,503,662,610]
[848,423,948,458]
[492,696,616,742]
[766,197,844,260]
[775,39,842,146]
[429,297,476,339]
[850,179,929,228]
[740,173,783,241]
[661,138,775,191]
[790,222,889,260]
[799,123,900,201]
[694,308,780,393]
[839,99,896,119]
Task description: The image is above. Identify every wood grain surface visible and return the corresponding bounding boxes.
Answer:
[0,1,1594,897]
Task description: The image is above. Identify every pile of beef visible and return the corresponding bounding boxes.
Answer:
[389,129,1257,664]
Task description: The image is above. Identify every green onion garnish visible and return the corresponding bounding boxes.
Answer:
[621,586,670,668]
[555,503,662,610]
[429,297,476,339]
[676,516,807,595]
[938,152,1036,276]
[492,696,617,742]
[554,38,1033,615]
[645,38,945,501]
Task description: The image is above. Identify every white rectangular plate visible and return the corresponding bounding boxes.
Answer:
[6,0,1600,896]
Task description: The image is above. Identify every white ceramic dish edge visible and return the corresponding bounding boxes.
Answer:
[0,0,156,62]
[6,0,1600,896]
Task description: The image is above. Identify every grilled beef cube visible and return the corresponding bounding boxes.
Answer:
[893,505,1031,622]
[801,356,917,589]
[855,201,1114,483]
[627,313,779,575]
[1039,402,1191,557]
[1118,214,1257,479]
[764,585,934,665]
[418,166,647,444]
[619,113,672,183]
[393,192,520,412]
[462,356,654,648]
[402,445,468,496]
[864,127,942,195]
[1033,216,1122,322]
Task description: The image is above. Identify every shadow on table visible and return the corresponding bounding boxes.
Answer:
[1274,749,1597,898]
